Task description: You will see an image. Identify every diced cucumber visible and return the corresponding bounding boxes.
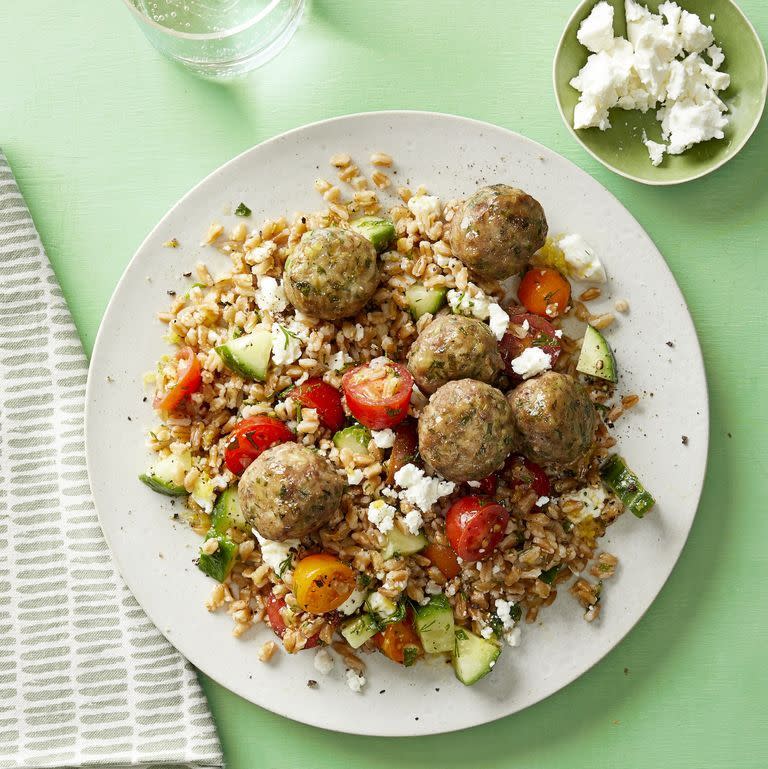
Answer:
[365,593,405,627]
[350,216,396,253]
[405,283,447,320]
[576,325,617,383]
[414,594,455,654]
[191,475,216,513]
[452,627,501,685]
[215,327,272,381]
[600,454,655,518]
[197,534,238,583]
[341,613,379,649]
[138,452,191,497]
[381,527,427,560]
[211,486,247,535]
[333,424,371,456]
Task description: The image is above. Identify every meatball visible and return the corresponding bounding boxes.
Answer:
[238,443,344,541]
[450,184,548,280]
[284,227,379,320]
[407,314,503,394]
[507,371,597,466]
[418,379,517,483]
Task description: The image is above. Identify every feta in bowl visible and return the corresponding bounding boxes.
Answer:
[553,0,766,184]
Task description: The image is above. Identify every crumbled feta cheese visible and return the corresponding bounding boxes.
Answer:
[571,0,727,163]
[393,463,455,513]
[554,329,563,338]
[510,347,552,380]
[380,486,398,499]
[367,592,396,617]
[371,428,396,449]
[337,587,368,615]
[536,495,550,508]
[447,286,490,320]
[522,319,530,332]
[271,322,302,366]
[557,233,607,283]
[445,582,457,597]
[480,625,494,639]
[559,485,609,522]
[503,626,522,647]
[425,580,442,596]
[407,195,442,233]
[328,350,353,372]
[253,531,299,572]
[403,509,424,535]
[494,599,516,630]
[367,500,396,533]
[346,468,364,486]
[313,648,334,675]
[345,669,366,692]
[467,480,482,489]
[577,1,615,53]
[487,303,510,341]
[254,275,287,314]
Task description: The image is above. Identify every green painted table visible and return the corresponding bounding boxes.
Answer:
[3,2,767,767]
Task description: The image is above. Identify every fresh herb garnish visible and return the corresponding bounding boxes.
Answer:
[279,324,298,350]
[234,202,252,217]
[277,554,293,577]
[539,565,560,585]
[403,646,419,667]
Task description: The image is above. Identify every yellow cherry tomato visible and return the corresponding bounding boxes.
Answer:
[292,553,356,614]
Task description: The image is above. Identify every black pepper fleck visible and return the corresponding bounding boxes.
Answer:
[624,667,630,675]
[727,432,732,438]
[307,680,318,689]
[681,435,688,445]
[379,689,386,695]
[167,290,176,296]
[665,341,674,347]
[127,416,132,421]
[435,687,440,692]
[142,396,147,402]
[183,271,192,277]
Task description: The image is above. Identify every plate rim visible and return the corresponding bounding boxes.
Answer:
[85,109,710,735]
[552,0,768,186]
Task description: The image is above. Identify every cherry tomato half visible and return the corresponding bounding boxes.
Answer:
[224,416,295,475]
[503,454,550,498]
[445,496,510,562]
[464,473,498,497]
[374,615,423,666]
[292,553,356,615]
[518,268,571,318]
[499,313,562,379]
[154,346,202,412]
[385,418,419,485]
[265,594,320,649]
[342,360,414,430]
[423,543,461,580]
[292,377,345,432]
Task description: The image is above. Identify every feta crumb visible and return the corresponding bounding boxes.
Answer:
[503,626,522,647]
[535,495,550,508]
[425,580,442,596]
[577,1,615,53]
[371,428,396,449]
[407,194,442,233]
[445,583,457,597]
[707,44,724,68]
[253,531,299,572]
[559,485,608,522]
[337,587,368,615]
[367,592,396,617]
[554,329,563,338]
[643,132,667,166]
[467,480,482,489]
[254,274,287,314]
[480,626,494,639]
[328,350,353,371]
[346,468,364,486]
[522,319,530,331]
[510,347,552,380]
[487,303,510,340]
[313,648,334,675]
[494,599,516,630]
[447,286,490,320]
[403,509,424,535]
[557,233,607,283]
[271,322,302,366]
[380,486,398,499]
[345,669,366,692]
[367,499,396,533]
[393,463,455,513]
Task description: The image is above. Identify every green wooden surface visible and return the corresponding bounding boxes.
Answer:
[2,2,767,767]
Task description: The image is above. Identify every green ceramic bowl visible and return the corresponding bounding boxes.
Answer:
[554,0,767,184]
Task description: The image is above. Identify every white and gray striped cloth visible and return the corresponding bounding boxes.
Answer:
[0,151,223,769]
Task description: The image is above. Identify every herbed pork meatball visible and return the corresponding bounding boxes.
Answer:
[238,442,344,541]
[284,227,379,320]
[507,371,596,467]
[418,379,517,483]
[407,314,503,395]
[450,184,548,280]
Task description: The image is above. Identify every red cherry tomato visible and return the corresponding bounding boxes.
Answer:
[385,418,419,485]
[374,613,423,666]
[499,313,562,380]
[154,346,202,412]
[224,416,295,475]
[445,496,510,562]
[423,543,461,580]
[342,360,414,429]
[464,473,498,497]
[518,268,571,318]
[265,594,320,649]
[292,377,345,432]
[503,454,550,498]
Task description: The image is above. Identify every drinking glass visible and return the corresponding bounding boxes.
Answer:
[122,0,306,78]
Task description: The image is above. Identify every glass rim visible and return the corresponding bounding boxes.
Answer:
[121,0,291,41]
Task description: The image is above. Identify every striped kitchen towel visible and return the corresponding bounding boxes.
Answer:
[0,151,223,769]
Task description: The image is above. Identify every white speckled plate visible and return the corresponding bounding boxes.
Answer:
[85,111,708,736]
